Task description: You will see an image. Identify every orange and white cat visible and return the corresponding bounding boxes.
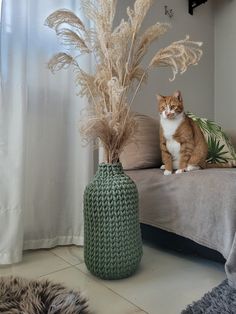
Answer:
[158,90,208,175]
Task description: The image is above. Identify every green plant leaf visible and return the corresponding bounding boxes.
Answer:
[187,112,236,162]
[207,135,229,163]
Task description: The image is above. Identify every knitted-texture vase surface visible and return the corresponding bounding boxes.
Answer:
[84,163,143,280]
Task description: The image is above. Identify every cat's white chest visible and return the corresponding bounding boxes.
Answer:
[161,114,184,169]
[166,139,180,169]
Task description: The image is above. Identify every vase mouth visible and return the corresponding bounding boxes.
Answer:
[97,162,124,175]
[99,162,122,167]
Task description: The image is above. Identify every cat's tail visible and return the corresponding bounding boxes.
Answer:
[204,161,236,168]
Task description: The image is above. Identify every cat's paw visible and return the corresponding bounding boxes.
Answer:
[186,165,200,172]
[175,169,185,174]
[164,170,172,176]
[160,165,165,170]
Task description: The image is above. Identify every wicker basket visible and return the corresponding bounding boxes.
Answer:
[83,163,143,280]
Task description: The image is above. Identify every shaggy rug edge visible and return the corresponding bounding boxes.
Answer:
[181,279,236,314]
[0,276,90,314]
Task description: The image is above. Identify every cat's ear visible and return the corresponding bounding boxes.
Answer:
[156,94,164,102]
[173,90,183,102]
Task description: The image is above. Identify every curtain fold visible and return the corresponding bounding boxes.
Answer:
[0,0,94,264]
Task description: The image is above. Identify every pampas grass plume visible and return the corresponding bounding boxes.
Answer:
[46,0,203,163]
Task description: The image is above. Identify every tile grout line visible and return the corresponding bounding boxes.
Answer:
[38,265,73,279]
[35,249,148,313]
[72,264,149,314]
[50,250,84,267]
[37,261,148,313]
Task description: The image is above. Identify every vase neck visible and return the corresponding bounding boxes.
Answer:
[96,163,124,177]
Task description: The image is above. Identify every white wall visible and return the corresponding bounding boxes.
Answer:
[214,0,236,146]
[116,0,215,119]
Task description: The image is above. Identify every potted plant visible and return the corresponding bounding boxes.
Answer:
[45,0,202,279]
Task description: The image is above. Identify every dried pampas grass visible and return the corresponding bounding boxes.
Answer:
[46,0,203,164]
[81,106,137,164]
[149,35,203,81]
[48,52,77,73]
[45,9,86,33]
[56,28,90,53]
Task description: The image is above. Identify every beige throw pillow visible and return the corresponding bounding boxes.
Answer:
[120,113,161,170]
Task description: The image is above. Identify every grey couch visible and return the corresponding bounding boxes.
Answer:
[121,114,236,287]
[126,167,236,287]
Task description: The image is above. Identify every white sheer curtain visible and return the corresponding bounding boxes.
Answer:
[0,0,94,264]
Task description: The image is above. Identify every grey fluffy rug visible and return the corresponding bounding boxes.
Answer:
[181,279,236,314]
[0,276,89,314]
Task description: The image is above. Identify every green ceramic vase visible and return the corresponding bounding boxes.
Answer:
[83,163,143,280]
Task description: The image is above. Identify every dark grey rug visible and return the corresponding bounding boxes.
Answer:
[181,279,236,314]
[0,276,89,314]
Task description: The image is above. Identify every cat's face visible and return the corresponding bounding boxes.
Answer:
[157,91,184,120]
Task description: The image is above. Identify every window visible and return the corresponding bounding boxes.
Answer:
[0,0,2,23]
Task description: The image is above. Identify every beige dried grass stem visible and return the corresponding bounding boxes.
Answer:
[46,0,203,164]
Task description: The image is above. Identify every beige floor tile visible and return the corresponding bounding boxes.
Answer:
[51,245,84,265]
[77,243,226,314]
[41,266,147,314]
[0,250,69,279]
